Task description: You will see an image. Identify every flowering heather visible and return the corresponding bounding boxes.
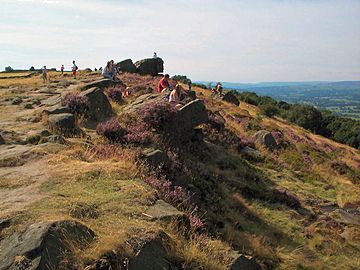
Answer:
[286,130,302,144]
[189,213,206,230]
[140,101,177,130]
[96,117,126,143]
[124,121,153,145]
[144,176,205,229]
[107,86,123,103]
[62,92,89,115]
[271,131,284,144]
[144,177,190,207]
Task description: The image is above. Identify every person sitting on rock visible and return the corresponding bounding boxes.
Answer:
[41,66,49,83]
[169,84,185,108]
[103,60,121,81]
[157,74,170,93]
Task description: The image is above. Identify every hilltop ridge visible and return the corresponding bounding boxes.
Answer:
[0,69,359,269]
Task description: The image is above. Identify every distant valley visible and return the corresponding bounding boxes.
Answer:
[196,81,360,119]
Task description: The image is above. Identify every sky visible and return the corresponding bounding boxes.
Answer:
[0,0,360,82]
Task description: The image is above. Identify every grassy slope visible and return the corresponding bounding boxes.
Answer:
[1,72,359,269]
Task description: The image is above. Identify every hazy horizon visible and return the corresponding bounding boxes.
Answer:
[1,0,360,83]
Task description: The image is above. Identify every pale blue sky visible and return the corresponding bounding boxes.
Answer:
[0,0,359,82]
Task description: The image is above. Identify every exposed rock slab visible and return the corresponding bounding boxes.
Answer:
[79,79,115,92]
[42,104,70,115]
[142,148,169,168]
[229,254,262,270]
[0,220,95,270]
[48,113,75,133]
[144,200,185,221]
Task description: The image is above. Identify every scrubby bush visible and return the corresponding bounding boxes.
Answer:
[107,87,123,103]
[140,101,177,130]
[172,74,191,84]
[96,117,126,143]
[192,83,208,89]
[62,93,89,116]
[124,121,153,145]
[5,66,13,72]
[259,103,279,117]
[29,66,35,71]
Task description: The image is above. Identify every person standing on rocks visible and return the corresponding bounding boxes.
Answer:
[41,66,49,83]
[188,79,192,90]
[153,52,157,58]
[157,74,170,93]
[72,60,78,79]
[60,65,65,76]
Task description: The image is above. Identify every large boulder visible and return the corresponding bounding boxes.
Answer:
[48,113,75,133]
[175,99,208,136]
[253,130,278,149]
[116,59,137,73]
[134,58,164,76]
[79,87,113,121]
[0,220,95,270]
[79,79,115,91]
[222,92,240,106]
[128,231,175,270]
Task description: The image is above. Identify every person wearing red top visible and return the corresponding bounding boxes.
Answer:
[157,74,170,93]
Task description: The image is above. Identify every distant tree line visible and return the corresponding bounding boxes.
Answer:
[234,91,360,150]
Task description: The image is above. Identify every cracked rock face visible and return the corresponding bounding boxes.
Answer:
[0,220,95,270]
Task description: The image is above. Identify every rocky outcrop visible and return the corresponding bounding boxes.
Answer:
[11,97,23,105]
[144,200,185,222]
[0,220,95,270]
[135,58,164,76]
[128,231,175,270]
[42,104,70,115]
[254,130,278,149]
[48,113,75,134]
[229,254,262,270]
[124,93,167,113]
[79,87,113,122]
[142,148,169,168]
[116,59,137,73]
[222,92,240,106]
[174,99,208,139]
[39,135,67,145]
[79,79,116,91]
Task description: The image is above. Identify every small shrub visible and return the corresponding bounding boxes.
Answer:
[5,66,14,72]
[140,101,177,130]
[259,103,279,117]
[62,93,89,116]
[124,121,153,145]
[96,117,126,143]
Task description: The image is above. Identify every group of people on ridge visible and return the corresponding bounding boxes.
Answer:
[41,60,78,83]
